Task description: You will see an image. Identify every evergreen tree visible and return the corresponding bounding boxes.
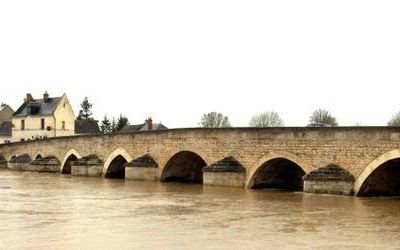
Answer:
[77,97,94,120]
[100,115,112,134]
[116,114,129,131]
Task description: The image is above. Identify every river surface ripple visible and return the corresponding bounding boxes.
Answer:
[0,170,400,249]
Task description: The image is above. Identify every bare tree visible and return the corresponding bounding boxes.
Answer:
[249,111,284,127]
[309,109,338,126]
[199,112,231,128]
[388,112,400,127]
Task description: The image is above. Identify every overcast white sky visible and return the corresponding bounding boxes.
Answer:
[0,0,399,128]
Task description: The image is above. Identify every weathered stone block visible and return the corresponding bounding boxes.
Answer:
[8,154,31,171]
[71,165,103,177]
[0,155,7,169]
[303,180,354,196]
[28,155,60,173]
[71,165,88,176]
[125,167,158,181]
[71,155,103,177]
[303,164,355,196]
[0,161,7,169]
[204,172,246,188]
[125,154,158,181]
[8,162,29,171]
[203,157,246,188]
[87,165,103,177]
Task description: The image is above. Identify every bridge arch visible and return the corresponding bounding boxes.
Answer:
[355,149,400,196]
[61,149,82,174]
[160,150,208,183]
[103,147,132,179]
[247,151,311,191]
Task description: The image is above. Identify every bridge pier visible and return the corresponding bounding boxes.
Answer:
[125,155,158,181]
[71,155,103,177]
[28,156,60,173]
[203,157,246,188]
[0,155,7,169]
[1,127,400,197]
[303,164,355,196]
[8,154,31,171]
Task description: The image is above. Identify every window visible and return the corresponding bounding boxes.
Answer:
[21,120,25,130]
[62,121,66,130]
[41,119,45,130]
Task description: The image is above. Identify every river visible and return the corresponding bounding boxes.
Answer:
[0,169,399,249]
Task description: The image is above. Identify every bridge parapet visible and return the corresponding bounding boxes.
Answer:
[0,127,399,196]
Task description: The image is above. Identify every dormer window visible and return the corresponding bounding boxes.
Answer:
[28,102,41,115]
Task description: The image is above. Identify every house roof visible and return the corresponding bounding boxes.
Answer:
[120,123,168,133]
[0,105,11,112]
[75,120,101,134]
[14,97,62,117]
[139,123,168,131]
[0,121,12,136]
[120,124,144,132]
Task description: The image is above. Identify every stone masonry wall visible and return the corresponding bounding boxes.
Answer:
[204,172,246,188]
[71,164,103,177]
[0,127,399,189]
[125,168,158,181]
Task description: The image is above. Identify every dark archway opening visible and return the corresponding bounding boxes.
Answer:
[0,154,6,165]
[62,154,78,174]
[250,158,305,191]
[358,158,400,197]
[35,154,42,160]
[105,155,128,179]
[161,151,207,184]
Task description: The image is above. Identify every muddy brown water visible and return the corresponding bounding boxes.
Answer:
[0,169,399,249]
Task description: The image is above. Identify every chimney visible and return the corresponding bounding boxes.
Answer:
[43,91,49,102]
[146,117,153,130]
[26,93,33,103]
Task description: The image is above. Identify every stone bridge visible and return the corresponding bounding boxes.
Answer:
[1,127,400,197]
